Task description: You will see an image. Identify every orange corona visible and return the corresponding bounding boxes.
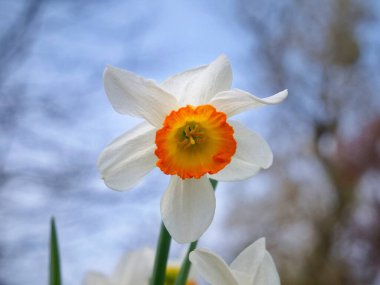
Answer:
[155,105,236,179]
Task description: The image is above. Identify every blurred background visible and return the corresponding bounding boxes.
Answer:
[0,0,379,284]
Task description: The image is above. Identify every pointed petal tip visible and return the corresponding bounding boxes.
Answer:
[215,54,231,68]
[280,89,288,97]
[103,64,116,77]
[274,89,288,103]
[104,64,119,70]
[217,53,229,61]
[269,89,288,104]
[257,237,266,247]
[103,64,130,83]
[249,237,266,251]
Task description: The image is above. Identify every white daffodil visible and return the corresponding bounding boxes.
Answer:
[83,248,197,285]
[98,55,287,243]
[189,238,280,285]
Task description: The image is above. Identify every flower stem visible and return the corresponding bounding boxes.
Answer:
[150,222,172,285]
[174,178,218,285]
[173,240,198,285]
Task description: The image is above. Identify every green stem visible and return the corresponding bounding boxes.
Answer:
[173,241,198,285]
[150,222,172,285]
[173,178,218,285]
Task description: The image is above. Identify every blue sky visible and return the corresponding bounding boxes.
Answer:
[0,0,266,284]
[2,0,380,284]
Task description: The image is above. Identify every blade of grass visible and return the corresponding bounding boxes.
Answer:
[49,217,61,285]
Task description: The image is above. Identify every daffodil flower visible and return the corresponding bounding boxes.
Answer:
[83,248,197,285]
[189,238,280,285]
[98,55,287,243]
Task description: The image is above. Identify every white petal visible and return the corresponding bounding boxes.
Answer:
[181,55,232,105]
[97,122,157,191]
[113,248,155,285]
[230,238,266,275]
[252,252,281,285]
[161,65,207,101]
[210,121,273,181]
[83,272,112,285]
[161,176,215,243]
[189,249,238,285]
[210,89,288,117]
[231,270,252,284]
[210,157,261,182]
[103,65,179,127]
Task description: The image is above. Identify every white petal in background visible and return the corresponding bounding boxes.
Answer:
[113,248,155,285]
[160,176,216,243]
[210,89,288,117]
[230,238,266,280]
[189,249,238,285]
[251,252,281,285]
[210,121,273,181]
[82,248,155,285]
[180,55,232,106]
[191,238,280,285]
[83,272,112,285]
[103,65,179,127]
[97,122,157,191]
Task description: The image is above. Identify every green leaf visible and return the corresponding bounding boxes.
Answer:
[49,217,61,285]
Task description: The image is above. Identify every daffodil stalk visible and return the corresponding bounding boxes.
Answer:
[173,241,198,285]
[150,223,172,285]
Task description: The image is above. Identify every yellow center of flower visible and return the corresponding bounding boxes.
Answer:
[155,105,236,179]
[165,266,197,285]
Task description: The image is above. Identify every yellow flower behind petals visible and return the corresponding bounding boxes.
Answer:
[165,266,197,285]
[155,105,236,179]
